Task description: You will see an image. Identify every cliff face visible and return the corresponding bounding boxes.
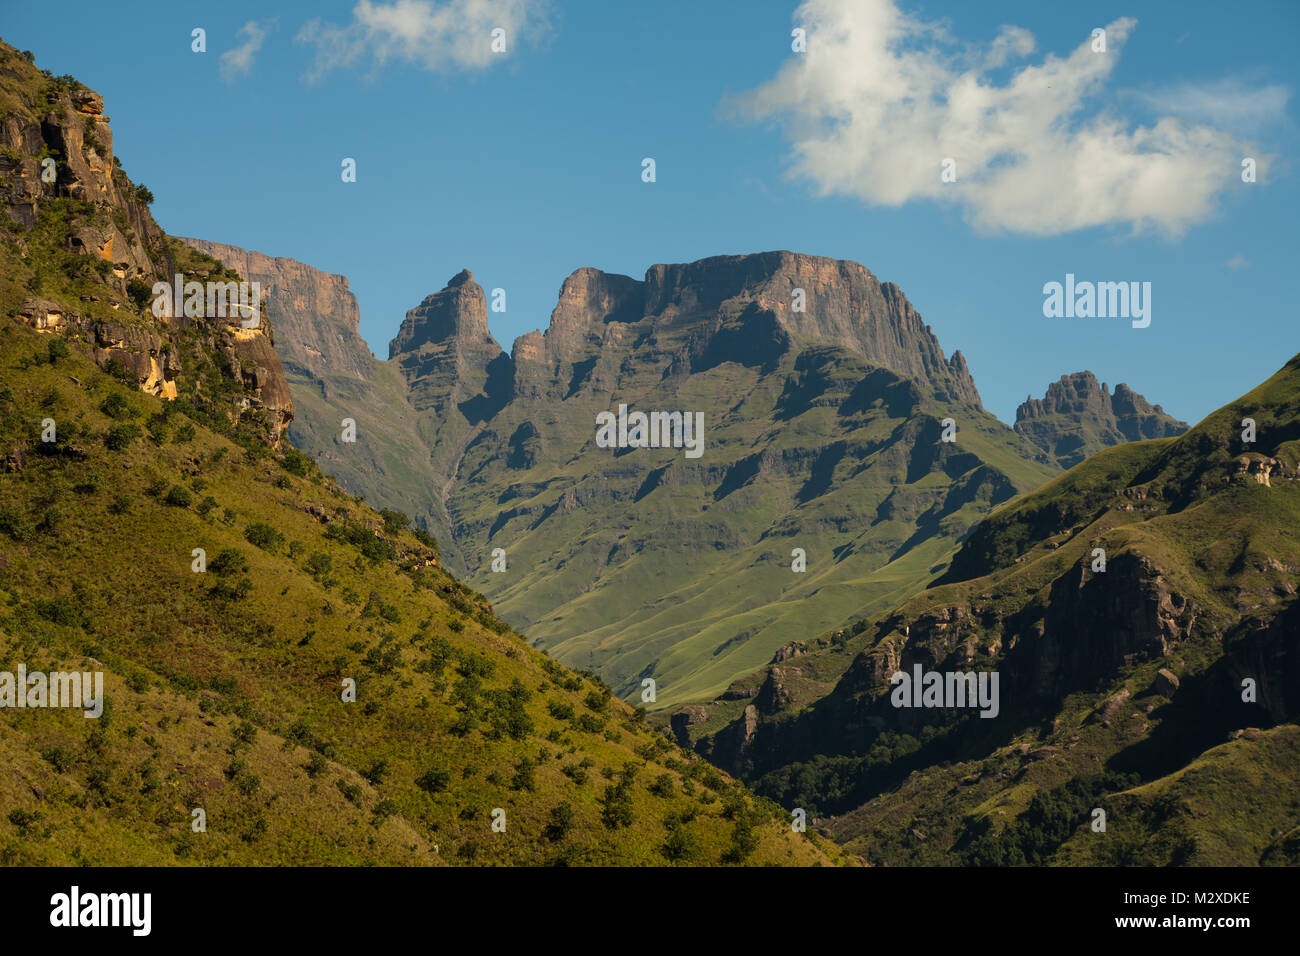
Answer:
[388,269,510,423]
[1015,371,1187,468]
[176,238,444,537]
[638,252,981,405]
[0,42,292,443]
[285,251,1049,708]
[179,238,373,381]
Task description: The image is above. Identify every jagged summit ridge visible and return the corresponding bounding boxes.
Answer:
[390,251,981,409]
[1015,371,1188,468]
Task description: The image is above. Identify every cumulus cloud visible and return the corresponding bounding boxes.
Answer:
[728,0,1280,237]
[1226,253,1251,269]
[221,20,276,82]
[297,0,549,81]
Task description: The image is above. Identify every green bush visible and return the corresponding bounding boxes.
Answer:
[335,779,362,806]
[511,757,537,792]
[102,356,138,388]
[304,753,328,778]
[379,508,409,533]
[649,773,675,798]
[416,767,451,794]
[146,414,169,445]
[547,700,575,721]
[0,507,36,542]
[103,423,141,451]
[599,781,634,829]
[126,278,153,310]
[99,392,134,420]
[663,823,699,862]
[545,802,575,842]
[163,485,192,508]
[244,522,283,553]
[280,446,313,477]
[209,577,253,601]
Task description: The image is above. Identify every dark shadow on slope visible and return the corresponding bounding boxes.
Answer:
[565,357,597,399]
[796,441,846,503]
[458,353,514,424]
[714,453,762,501]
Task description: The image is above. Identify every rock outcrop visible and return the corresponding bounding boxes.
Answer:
[1016,371,1187,468]
[0,42,292,443]
[388,269,510,421]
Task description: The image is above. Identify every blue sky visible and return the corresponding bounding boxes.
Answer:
[3,0,1296,424]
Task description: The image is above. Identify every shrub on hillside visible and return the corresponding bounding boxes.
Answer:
[103,423,140,451]
[244,522,283,553]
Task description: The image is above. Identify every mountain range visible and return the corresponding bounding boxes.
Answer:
[7,34,1291,869]
[180,240,1187,713]
[0,39,837,866]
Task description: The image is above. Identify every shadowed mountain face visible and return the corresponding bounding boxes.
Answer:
[1016,371,1188,469]
[688,354,1300,865]
[223,246,1065,708]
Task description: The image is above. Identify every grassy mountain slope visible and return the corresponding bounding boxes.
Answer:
[174,239,1067,713]
[688,353,1300,864]
[0,42,840,866]
[0,323,836,865]
[264,259,1055,712]
[175,238,448,541]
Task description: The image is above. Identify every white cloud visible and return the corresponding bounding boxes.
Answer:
[728,0,1280,237]
[221,20,276,82]
[1226,253,1251,269]
[297,0,549,81]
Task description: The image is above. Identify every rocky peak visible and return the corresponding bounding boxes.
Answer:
[387,270,508,421]
[642,251,981,405]
[540,267,643,364]
[1015,371,1188,468]
[388,269,497,359]
[509,251,982,406]
[1017,371,1111,421]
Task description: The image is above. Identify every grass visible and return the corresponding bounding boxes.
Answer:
[0,317,842,866]
[690,353,1300,865]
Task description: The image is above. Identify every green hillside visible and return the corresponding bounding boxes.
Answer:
[259,257,1058,711]
[688,353,1300,864]
[0,41,841,867]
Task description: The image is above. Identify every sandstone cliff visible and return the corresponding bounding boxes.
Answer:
[0,42,292,443]
[178,238,374,382]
